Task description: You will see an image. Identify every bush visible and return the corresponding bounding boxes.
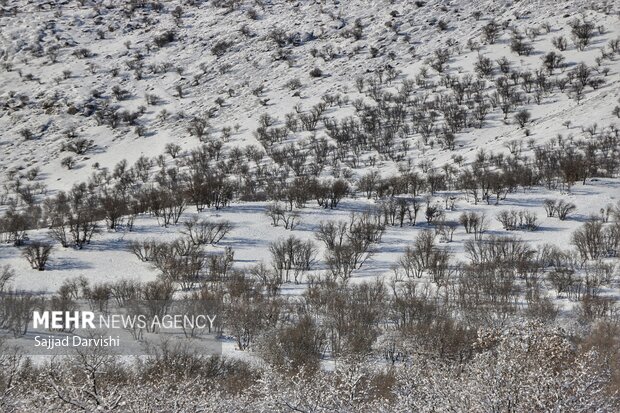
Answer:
[128,239,159,262]
[551,36,567,51]
[23,242,53,271]
[151,239,206,290]
[269,236,317,284]
[164,143,182,159]
[397,230,448,280]
[0,265,14,292]
[72,48,92,58]
[459,212,487,240]
[19,128,35,140]
[482,20,501,44]
[556,200,576,220]
[286,78,302,90]
[211,40,233,57]
[514,109,531,128]
[309,67,323,78]
[0,209,30,246]
[181,217,233,246]
[474,55,494,77]
[259,315,324,374]
[154,30,176,48]
[61,156,75,169]
[572,221,602,261]
[542,51,565,74]
[510,34,533,56]
[496,209,538,231]
[63,137,95,155]
[187,116,210,138]
[316,213,384,281]
[570,19,595,51]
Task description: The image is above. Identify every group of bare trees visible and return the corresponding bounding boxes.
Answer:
[129,223,233,290]
[396,230,450,284]
[496,209,539,231]
[0,264,39,338]
[315,212,384,281]
[0,316,617,411]
[0,2,619,409]
[386,209,619,323]
[544,199,577,220]
[269,236,316,284]
[3,11,618,278]
[45,184,99,249]
[572,219,620,261]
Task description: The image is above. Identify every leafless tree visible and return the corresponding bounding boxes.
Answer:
[269,236,317,284]
[316,212,384,281]
[569,19,595,50]
[181,217,233,245]
[23,242,53,271]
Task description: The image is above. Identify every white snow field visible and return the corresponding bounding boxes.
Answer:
[0,0,619,411]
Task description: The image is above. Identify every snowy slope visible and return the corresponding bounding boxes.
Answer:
[0,0,619,312]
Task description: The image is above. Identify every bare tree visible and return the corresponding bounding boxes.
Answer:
[316,213,384,281]
[514,109,531,128]
[23,242,53,271]
[49,345,123,411]
[482,20,501,44]
[269,236,317,284]
[556,200,577,220]
[569,19,595,50]
[181,217,233,245]
[0,266,15,292]
[152,239,205,290]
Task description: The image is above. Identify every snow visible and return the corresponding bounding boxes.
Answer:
[0,0,619,364]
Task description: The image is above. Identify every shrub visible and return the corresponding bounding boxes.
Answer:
[496,210,538,231]
[556,200,576,220]
[19,128,35,140]
[309,67,323,78]
[569,19,595,51]
[482,20,501,44]
[542,51,565,74]
[72,48,92,58]
[551,35,567,51]
[164,143,182,159]
[316,213,384,281]
[128,239,159,262]
[61,156,75,169]
[286,78,302,90]
[152,239,205,290]
[0,265,14,292]
[259,315,323,374]
[572,220,604,261]
[514,109,531,128]
[211,40,233,57]
[23,242,53,271]
[459,212,487,240]
[187,116,210,138]
[181,217,233,246]
[474,55,494,77]
[510,34,533,56]
[63,137,94,155]
[269,236,317,284]
[154,30,176,48]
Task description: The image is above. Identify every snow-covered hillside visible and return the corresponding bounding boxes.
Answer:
[0,0,619,411]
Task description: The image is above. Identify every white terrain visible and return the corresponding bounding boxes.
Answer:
[0,0,619,411]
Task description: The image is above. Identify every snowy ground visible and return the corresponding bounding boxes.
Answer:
[1,0,619,356]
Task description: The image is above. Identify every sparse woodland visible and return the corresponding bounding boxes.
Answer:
[0,0,619,411]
